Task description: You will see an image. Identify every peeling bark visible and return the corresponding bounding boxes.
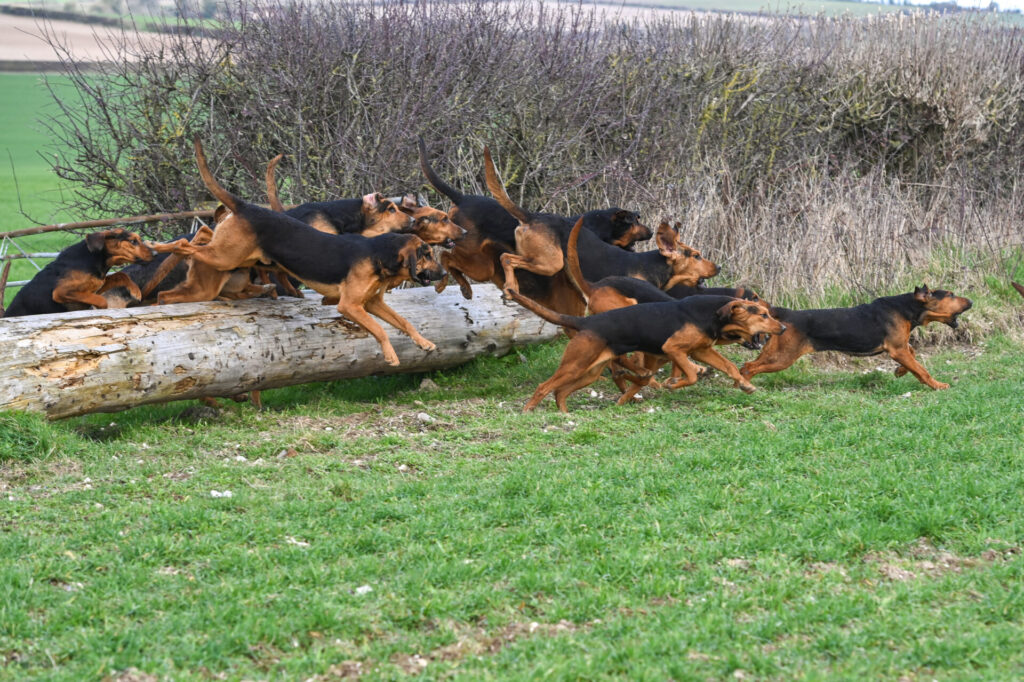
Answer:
[0,285,558,419]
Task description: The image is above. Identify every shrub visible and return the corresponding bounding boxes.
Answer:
[41,0,1024,299]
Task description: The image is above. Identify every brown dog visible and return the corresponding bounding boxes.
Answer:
[417,139,651,312]
[740,286,972,390]
[508,290,786,412]
[151,138,446,366]
[3,229,153,317]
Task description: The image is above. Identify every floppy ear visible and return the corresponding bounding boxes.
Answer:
[85,230,108,253]
[612,209,631,223]
[716,300,739,323]
[405,250,418,280]
[655,222,676,257]
[362,193,380,210]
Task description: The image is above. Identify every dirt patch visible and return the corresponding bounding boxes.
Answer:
[0,15,173,63]
[866,537,1020,582]
[273,399,491,442]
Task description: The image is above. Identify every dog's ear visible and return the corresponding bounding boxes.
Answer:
[716,300,741,323]
[405,249,418,281]
[85,230,109,253]
[398,204,417,217]
[914,285,931,302]
[400,193,418,209]
[655,221,677,257]
[362,193,382,211]
[612,209,631,223]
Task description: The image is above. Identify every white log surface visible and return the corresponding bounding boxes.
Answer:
[0,285,558,419]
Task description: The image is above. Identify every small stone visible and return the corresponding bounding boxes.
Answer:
[419,377,439,391]
[416,412,434,423]
[354,584,373,595]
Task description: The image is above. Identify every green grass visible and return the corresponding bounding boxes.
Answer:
[0,73,81,306]
[1,335,1022,680]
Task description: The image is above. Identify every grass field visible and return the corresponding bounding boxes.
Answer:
[1,336,1023,679]
[0,72,81,306]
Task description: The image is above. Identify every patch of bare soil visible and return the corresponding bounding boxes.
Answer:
[0,15,171,63]
[866,537,1021,582]
[308,619,584,679]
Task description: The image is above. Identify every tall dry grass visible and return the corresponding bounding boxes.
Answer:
[40,0,1024,306]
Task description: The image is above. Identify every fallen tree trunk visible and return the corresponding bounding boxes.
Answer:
[0,285,558,419]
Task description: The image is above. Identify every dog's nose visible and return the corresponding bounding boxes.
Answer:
[964,299,973,310]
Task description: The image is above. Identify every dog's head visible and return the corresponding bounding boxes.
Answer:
[655,222,720,287]
[360,192,414,236]
[87,228,153,267]
[398,236,447,286]
[914,285,972,329]
[716,299,786,343]
[399,203,467,248]
[607,209,653,249]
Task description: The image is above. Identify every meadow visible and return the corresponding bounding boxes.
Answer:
[2,7,1024,675]
[0,72,79,307]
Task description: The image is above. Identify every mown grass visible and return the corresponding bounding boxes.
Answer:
[1,333,1022,680]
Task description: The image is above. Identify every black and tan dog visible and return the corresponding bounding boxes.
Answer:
[740,286,972,390]
[152,138,446,366]
[482,148,711,306]
[284,192,412,237]
[508,289,785,412]
[417,138,650,309]
[3,229,153,317]
[564,217,735,314]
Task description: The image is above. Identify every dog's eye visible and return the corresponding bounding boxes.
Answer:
[695,254,702,260]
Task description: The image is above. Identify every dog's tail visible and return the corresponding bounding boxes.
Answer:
[265,154,285,211]
[194,136,241,214]
[565,216,594,303]
[506,288,581,330]
[1013,281,1024,299]
[417,137,465,205]
[482,146,530,224]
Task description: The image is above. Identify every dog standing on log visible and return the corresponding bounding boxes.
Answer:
[3,229,153,317]
[740,286,972,390]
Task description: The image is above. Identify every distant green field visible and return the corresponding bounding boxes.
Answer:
[0,73,81,305]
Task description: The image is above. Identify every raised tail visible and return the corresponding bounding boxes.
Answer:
[1013,281,1024,299]
[417,136,465,204]
[193,136,240,213]
[482,146,530,223]
[265,154,284,211]
[565,217,594,302]
[506,288,581,330]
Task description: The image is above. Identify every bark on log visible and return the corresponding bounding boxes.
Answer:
[0,285,558,419]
